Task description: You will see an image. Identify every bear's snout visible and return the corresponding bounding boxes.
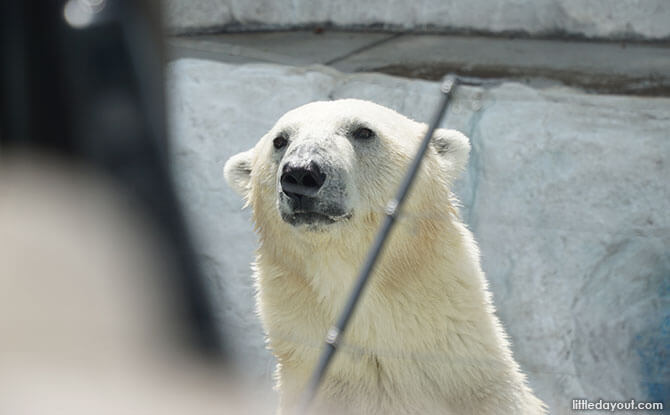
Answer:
[280,161,326,203]
[276,158,351,228]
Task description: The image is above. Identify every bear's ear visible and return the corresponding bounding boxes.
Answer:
[431,128,471,176]
[223,149,254,196]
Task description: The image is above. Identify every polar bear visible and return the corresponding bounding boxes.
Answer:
[224,99,546,415]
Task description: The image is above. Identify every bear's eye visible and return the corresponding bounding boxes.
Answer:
[273,134,288,149]
[352,127,375,140]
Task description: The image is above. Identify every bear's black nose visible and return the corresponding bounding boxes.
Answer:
[281,162,326,202]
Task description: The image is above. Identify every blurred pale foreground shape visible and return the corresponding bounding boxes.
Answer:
[0,154,264,414]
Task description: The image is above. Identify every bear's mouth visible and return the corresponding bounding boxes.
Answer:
[278,189,351,228]
[283,210,352,227]
[279,202,353,228]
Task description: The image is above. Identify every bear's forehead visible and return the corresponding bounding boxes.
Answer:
[275,99,412,132]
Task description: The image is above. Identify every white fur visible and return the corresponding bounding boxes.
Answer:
[224,99,547,415]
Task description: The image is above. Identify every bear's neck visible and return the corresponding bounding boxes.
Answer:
[257,199,494,331]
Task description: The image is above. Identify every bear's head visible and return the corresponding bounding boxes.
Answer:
[224,99,469,239]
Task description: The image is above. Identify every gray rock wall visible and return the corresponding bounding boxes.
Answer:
[164,0,670,40]
[167,59,670,414]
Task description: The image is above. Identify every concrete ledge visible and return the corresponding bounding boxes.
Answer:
[168,31,670,96]
[163,0,670,41]
[168,31,395,66]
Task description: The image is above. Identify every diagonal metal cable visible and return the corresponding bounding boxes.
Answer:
[299,75,460,414]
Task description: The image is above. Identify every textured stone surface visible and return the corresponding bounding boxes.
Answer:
[163,0,232,32]
[166,59,670,413]
[163,0,670,40]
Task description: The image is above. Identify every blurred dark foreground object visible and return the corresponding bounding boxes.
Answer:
[0,2,259,411]
[0,0,262,411]
[0,0,222,359]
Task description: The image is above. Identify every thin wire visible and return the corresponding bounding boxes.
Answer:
[299,75,459,414]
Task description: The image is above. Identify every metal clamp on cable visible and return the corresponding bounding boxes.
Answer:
[384,199,399,219]
[440,75,457,95]
[325,327,340,348]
